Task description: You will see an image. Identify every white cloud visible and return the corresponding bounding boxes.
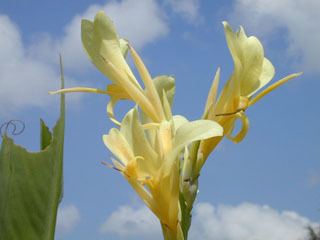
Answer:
[101,202,316,240]
[100,205,161,240]
[230,0,320,74]
[0,0,168,116]
[56,204,81,233]
[165,0,201,23]
[0,15,64,116]
[190,202,314,240]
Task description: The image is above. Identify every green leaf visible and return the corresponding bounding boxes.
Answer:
[0,56,65,240]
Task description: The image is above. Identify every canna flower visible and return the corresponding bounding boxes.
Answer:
[199,22,302,166]
[50,11,167,124]
[50,12,300,240]
[103,108,222,236]
[51,11,223,239]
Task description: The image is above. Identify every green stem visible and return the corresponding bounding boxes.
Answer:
[179,141,201,240]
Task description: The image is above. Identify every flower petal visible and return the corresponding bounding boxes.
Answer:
[226,112,249,143]
[172,115,188,133]
[102,129,134,166]
[106,97,121,126]
[249,57,275,97]
[223,22,265,97]
[129,46,166,120]
[120,109,159,170]
[203,67,220,119]
[49,87,109,95]
[81,12,137,86]
[153,75,176,107]
[173,120,223,150]
[249,72,302,106]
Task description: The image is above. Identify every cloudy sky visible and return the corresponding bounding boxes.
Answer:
[1,0,320,239]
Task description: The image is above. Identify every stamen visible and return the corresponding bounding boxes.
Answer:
[101,161,122,172]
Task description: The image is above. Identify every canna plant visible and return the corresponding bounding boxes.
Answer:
[51,11,301,240]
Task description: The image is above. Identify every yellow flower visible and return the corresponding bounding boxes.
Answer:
[199,22,302,166]
[50,11,167,124]
[103,108,222,234]
[55,13,224,233]
[49,11,300,240]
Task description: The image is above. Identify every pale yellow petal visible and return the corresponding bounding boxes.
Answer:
[81,13,163,121]
[120,109,158,170]
[126,178,157,216]
[248,57,275,97]
[162,89,173,120]
[103,58,160,122]
[222,22,265,97]
[153,75,176,107]
[138,75,175,136]
[226,112,249,143]
[129,45,166,121]
[214,74,238,114]
[106,97,121,126]
[249,72,302,106]
[49,87,109,95]
[172,115,188,133]
[81,12,138,86]
[222,22,241,101]
[102,129,135,166]
[161,120,223,178]
[174,120,223,150]
[197,135,222,170]
[203,67,220,119]
[157,120,173,157]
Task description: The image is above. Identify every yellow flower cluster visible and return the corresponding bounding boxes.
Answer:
[51,11,301,240]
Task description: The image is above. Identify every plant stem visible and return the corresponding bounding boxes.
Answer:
[179,141,202,239]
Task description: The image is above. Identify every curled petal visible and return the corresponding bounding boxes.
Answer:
[226,112,249,143]
[106,97,121,127]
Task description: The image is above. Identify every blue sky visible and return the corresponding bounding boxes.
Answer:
[1,0,320,239]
